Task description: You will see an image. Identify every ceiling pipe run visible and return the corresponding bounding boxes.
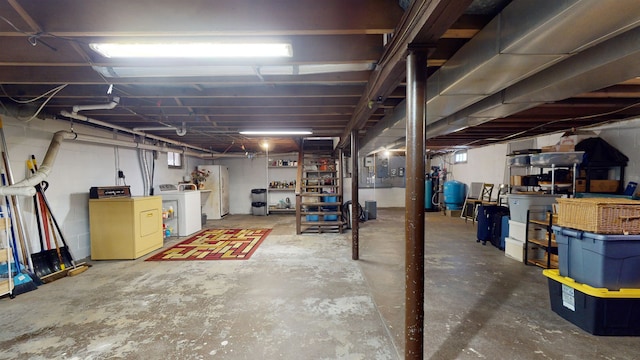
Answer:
[0,126,249,197]
[72,97,120,114]
[133,122,188,136]
[59,111,210,154]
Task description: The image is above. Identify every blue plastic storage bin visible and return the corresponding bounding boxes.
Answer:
[553,225,640,290]
[306,215,319,222]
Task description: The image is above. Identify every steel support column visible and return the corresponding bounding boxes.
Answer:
[405,46,428,359]
[351,129,359,260]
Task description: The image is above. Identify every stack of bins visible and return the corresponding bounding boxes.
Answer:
[322,194,338,221]
[251,188,267,216]
[504,194,560,262]
[544,197,640,335]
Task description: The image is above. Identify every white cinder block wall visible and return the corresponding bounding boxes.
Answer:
[1,115,209,259]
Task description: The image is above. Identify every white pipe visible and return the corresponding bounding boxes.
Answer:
[0,126,257,197]
[72,97,120,114]
[133,126,177,131]
[60,111,208,154]
[176,122,187,136]
[133,122,187,136]
[0,130,75,196]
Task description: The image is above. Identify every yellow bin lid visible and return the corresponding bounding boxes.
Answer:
[542,269,640,299]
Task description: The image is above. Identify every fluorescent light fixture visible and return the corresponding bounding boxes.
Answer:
[239,129,312,135]
[92,62,374,78]
[89,42,293,58]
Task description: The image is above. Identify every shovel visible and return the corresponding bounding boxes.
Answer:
[30,183,56,278]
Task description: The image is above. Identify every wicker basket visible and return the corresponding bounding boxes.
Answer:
[556,198,640,234]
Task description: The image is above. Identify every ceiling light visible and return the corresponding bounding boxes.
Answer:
[91,63,373,78]
[89,42,293,58]
[239,129,312,135]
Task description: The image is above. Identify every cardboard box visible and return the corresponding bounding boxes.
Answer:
[541,144,575,152]
[576,179,619,193]
[559,131,597,146]
[445,209,461,217]
[511,175,523,186]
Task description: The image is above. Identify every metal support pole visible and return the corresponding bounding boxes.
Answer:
[351,129,359,260]
[405,46,428,359]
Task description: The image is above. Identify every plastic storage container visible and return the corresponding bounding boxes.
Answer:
[322,195,337,203]
[543,269,640,336]
[507,194,560,222]
[251,188,267,202]
[504,237,524,262]
[251,201,267,216]
[507,154,530,166]
[365,201,377,220]
[529,151,584,166]
[553,225,640,290]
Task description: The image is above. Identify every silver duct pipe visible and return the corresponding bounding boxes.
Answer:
[426,24,640,138]
[426,0,640,124]
[0,131,76,196]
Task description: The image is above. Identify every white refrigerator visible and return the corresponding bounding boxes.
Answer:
[198,165,229,219]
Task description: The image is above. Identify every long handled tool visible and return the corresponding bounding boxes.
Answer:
[26,158,68,275]
[30,155,88,277]
[29,185,54,279]
[0,142,38,292]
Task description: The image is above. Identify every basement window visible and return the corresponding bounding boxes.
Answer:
[168,151,183,169]
[454,150,467,164]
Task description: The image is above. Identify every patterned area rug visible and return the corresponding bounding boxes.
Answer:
[146,228,271,261]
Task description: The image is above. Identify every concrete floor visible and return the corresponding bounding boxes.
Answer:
[0,208,638,359]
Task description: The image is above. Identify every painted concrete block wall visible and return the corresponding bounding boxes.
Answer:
[594,119,640,186]
[431,124,638,197]
[431,143,509,198]
[1,115,207,260]
[215,155,269,215]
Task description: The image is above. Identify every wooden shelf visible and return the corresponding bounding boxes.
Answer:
[296,146,344,234]
[525,209,557,269]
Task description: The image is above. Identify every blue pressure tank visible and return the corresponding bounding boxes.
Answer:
[443,180,465,210]
[425,179,433,210]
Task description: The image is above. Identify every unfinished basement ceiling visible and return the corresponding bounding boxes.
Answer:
[0,0,639,156]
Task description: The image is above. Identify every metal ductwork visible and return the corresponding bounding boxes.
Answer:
[359,0,640,152]
[427,23,640,137]
[360,101,406,155]
[426,0,640,126]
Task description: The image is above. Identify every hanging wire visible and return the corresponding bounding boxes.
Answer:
[0,84,68,123]
[462,100,640,147]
